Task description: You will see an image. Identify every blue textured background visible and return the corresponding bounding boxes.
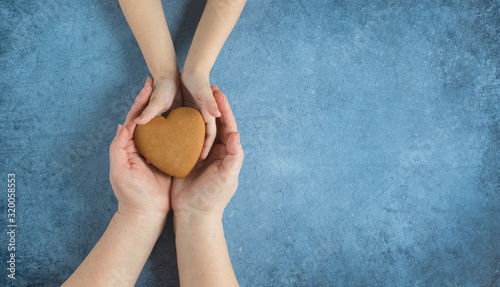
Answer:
[1,0,499,286]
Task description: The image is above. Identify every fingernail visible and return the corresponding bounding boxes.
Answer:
[236,133,240,144]
[116,124,123,136]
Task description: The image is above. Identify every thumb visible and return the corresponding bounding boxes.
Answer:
[109,124,129,171]
[222,132,244,175]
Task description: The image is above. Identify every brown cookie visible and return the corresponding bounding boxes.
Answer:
[134,107,205,178]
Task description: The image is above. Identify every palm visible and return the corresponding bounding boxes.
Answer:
[124,139,171,211]
[111,134,172,216]
[171,143,229,214]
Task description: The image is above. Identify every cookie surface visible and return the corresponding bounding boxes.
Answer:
[134,107,205,178]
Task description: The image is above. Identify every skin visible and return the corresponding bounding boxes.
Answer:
[63,79,243,286]
[172,85,243,287]
[117,0,182,119]
[62,78,170,287]
[118,0,246,159]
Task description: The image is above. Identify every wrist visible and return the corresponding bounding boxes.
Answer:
[173,210,223,233]
[115,210,166,238]
[182,62,211,79]
[151,69,180,82]
[153,74,181,90]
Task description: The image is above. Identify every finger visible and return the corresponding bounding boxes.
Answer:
[124,78,153,135]
[195,84,221,118]
[200,116,216,159]
[221,132,244,175]
[109,125,130,174]
[213,89,238,145]
[210,84,219,92]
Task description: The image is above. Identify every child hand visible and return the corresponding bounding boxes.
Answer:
[181,71,221,159]
[134,75,182,125]
[171,85,243,222]
[110,78,172,220]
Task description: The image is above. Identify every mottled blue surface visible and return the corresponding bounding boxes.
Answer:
[1,0,499,286]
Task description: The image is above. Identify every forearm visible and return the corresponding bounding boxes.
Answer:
[63,212,165,287]
[174,213,238,287]
[184,0,247,76]
[118,0,179,78]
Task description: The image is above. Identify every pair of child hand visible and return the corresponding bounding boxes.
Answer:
[110,77,244,226]
[133,71,221,160]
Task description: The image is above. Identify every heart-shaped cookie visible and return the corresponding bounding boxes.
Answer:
[134,107,205,178]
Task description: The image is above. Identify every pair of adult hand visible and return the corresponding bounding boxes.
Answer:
[109,78,244,223]
[134,72,220,160]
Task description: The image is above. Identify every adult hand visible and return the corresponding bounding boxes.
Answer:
[110,77,172,220]
[135,75,182,125]
[62,78,172,287]
[181,71,220,159]
[171,85,244,222]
